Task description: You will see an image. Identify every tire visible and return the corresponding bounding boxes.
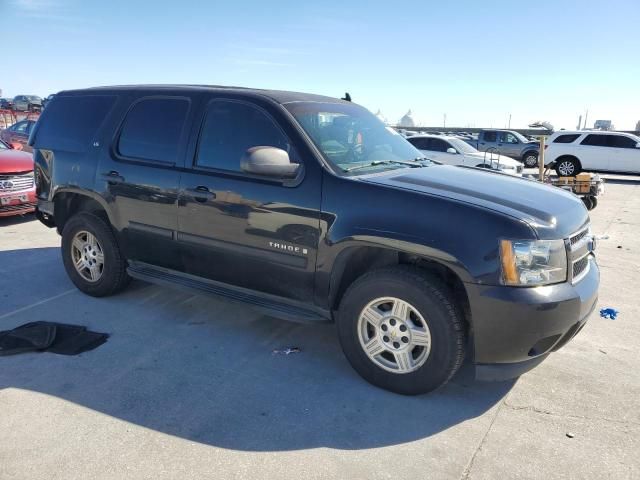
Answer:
[523,151,538,168]
[582,196,593,210]
[590,196,598,210]
[555,157,581,177]
[61,212,130,297]
[336,266,466,395]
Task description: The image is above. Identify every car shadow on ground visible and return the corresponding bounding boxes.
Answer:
[0,212,36,227]
[0,247,515,451]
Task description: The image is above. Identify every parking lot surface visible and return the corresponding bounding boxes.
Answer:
[1,183,639,480]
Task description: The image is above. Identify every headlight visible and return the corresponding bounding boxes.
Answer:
[500,239,567,286]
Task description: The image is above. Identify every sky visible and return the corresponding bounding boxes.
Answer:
[1,0,639,130]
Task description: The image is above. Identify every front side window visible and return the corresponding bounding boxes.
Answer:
[502,132,519,144]
[11,121,28,133]
[430,138,449,152]
[118,97,189,163]
[610,135,637,149]
[196,100,291,172]
[408,137,430,150]
[285,102,428,174]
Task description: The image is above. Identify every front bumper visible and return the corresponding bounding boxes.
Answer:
[0,188,36,217]
[466,256,599,381]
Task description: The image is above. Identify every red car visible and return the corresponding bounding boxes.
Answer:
[0,140,36,217]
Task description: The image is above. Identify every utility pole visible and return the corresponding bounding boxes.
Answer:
[443,113,447,128]
[507,114,511,129]
[577,115,582,130]
[584,109,589,130]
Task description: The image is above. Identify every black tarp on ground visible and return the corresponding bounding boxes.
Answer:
[0,322,108,356]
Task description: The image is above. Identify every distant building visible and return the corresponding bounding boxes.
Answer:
[636,120,640,132]
[375,109,387,125]
[594,119,613,131]
[399,110,415,127]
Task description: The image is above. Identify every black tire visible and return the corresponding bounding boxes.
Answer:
[582,196,593,210]
[555,157,581,177]
[590,196,598,210]
[523,151,538,168]
[336,266,466,395]
[61,212,130,297]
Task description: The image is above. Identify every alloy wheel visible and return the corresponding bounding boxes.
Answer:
[71,230,105,282]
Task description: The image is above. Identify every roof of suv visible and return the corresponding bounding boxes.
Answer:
[57,85,349,106]
[550,130,638,139]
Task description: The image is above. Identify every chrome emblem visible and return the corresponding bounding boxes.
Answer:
[0,180,14,190]
[269,241,308,255]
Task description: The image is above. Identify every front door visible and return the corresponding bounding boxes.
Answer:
[97,93,198,270]
[177,97,322,302]
[496,131,521,158]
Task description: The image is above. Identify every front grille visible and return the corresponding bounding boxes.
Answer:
[570,228,588,246]
[0,173,34,193]
[0,202,36,213]
[572,256,589,278]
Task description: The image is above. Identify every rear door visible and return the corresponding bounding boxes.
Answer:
[579,134,612,170]
[176,95,322,302]
[478,130,497,152]
[97,93,199,270]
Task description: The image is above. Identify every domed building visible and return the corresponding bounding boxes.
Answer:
[399,109,415,127]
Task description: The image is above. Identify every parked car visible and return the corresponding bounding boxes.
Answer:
[12,95,42,112]
[32,86,598,395]
[545,131,640,176]
[0,139,36,217]
[465,129,540,167]
[407,134,524,175]
[0,98,14,110]
[0,120,37,153]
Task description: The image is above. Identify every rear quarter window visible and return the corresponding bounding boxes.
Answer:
[553,134,580,143]
[31,95,116,153]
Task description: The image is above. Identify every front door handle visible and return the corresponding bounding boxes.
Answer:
[186,186,215,202]
[100,171,125,184]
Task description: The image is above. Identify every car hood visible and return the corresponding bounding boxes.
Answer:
[362,165,588,239]
[0,149,34,173]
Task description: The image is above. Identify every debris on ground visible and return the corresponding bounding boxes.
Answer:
[566,432,575,438]
[599,308,619,320]
[599,349,607,354]
[271,347,301,355]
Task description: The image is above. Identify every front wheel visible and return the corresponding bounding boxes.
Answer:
[555,158,581,177]
[61,212,130,297]
[336,266,466,395]
[523,151,539,168]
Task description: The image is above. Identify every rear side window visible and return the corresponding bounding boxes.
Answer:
[118,98,189,163]
[483,131,497,142]
[581,134,610,147]
[408,137,430,150]
[32,95,116,153]
[195,100,290,172]
[553,134,580,143]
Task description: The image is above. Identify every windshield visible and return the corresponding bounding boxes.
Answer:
[447,137,478,154]
[285,102,429,174]
[511,131,530,143]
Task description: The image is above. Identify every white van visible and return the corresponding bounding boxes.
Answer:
[545,131,640,176]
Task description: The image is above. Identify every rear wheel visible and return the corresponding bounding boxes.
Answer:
[523,151,538,168]
[336,266,466,395]
[61,212,130,297]
[555,157,581,177]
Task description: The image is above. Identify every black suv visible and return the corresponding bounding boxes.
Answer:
[31,86,599,395]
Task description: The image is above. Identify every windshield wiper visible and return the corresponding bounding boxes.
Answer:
[343,160,425,173]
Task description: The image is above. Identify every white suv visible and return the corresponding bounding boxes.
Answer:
[545,131,640,176]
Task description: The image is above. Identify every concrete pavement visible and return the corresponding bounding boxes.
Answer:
[0,183,638,479]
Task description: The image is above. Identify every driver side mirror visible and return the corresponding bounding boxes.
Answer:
[241,146,299,179]
[636,142,640,149]
[446,147,457,154]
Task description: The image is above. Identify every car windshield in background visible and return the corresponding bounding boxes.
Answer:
[448,137,478,154]
[285,102,429,174]
[512,131,529,143]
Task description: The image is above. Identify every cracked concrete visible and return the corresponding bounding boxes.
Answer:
[1,182,639,479]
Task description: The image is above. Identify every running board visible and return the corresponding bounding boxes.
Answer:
[127,261,331,324]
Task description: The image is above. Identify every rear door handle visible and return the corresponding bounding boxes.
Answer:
[100,171,125,184]
[186,186,215,202]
